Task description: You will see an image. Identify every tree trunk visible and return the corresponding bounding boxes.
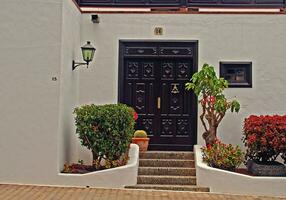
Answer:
[203,125,217,146]
[92,150,98,167]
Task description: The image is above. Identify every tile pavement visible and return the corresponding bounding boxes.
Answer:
[0,184,285,200]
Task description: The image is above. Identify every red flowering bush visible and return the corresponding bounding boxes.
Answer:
[243,115,286,163]
[201,140,244,171]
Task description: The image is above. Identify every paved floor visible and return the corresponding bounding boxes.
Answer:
[0,184,285,200]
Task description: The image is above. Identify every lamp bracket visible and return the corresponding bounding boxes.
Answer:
[72,60,89,71]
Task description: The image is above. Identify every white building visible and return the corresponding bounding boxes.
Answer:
[0,0,285,187]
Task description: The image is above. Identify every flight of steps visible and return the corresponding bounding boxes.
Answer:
[126,151,210,192]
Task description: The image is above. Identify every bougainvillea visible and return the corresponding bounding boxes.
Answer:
[201,139,244,171]
[243,115,286,163]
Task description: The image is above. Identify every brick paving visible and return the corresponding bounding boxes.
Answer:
[0,184,285,200]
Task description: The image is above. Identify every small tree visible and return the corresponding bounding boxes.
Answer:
[185,63,240,145]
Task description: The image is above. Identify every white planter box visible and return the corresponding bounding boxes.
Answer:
[57,144,139,188]
[195,145,286,197]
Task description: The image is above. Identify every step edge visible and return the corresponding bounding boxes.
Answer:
[139,167,196,169]
[126,184,207,188]
[140,159,194,161]
[138,175,197,178]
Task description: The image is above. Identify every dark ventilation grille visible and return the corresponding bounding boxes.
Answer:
[220,62,252,88]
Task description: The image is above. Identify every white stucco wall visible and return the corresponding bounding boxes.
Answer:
[79,13,286,151]
[58,0,81,171]
[0,0,63,184]
[0,0,84,185]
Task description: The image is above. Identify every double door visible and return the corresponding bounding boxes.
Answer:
[119,41,197,150]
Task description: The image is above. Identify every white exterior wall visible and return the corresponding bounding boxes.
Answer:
[58,0,81,171]
[0,0,286,187]
[79,13,286,153]
[0,0,83,185]
[0,0,63,184]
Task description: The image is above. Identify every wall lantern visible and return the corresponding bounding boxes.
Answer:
[72,41,96,71]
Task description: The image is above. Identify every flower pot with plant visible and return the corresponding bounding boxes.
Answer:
[243,115,286,176]
[132,130,149,152]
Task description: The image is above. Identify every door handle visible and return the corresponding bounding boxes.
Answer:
[157,97,161,109]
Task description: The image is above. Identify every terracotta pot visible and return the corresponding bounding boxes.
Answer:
[131,138,150,152]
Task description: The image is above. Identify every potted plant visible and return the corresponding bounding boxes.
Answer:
[185,63,240,145]
[243,115,286,176]
[132,130,149,152]
[201,139,244,171]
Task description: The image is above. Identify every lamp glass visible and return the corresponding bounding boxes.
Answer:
[81,41,96,63]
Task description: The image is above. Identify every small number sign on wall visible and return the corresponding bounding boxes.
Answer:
[154,27,163,35]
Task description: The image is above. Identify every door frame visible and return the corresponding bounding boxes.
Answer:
[118,40,198,150]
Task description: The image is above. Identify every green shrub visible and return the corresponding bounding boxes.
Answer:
[134,130,148,138]
[74,104,135,169]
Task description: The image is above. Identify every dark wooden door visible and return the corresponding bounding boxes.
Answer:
[119,41,198,151]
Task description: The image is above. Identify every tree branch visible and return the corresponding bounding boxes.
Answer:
[217,112,225,125]
[84,135,93,150]
[200,104,208,132]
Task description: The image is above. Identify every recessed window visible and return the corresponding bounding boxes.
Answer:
[220,62,252,88]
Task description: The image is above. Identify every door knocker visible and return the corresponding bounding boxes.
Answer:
[171,83,179,94]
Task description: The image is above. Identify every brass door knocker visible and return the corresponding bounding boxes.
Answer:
[171,83,179,94]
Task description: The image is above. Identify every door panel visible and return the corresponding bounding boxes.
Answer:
[153,59,193,150]
[119,41,198,151]
[124,58,159,139]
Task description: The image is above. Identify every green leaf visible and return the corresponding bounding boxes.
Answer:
[231,100,240,113]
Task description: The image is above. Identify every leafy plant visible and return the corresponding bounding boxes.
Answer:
[243,115,286,164]
[74,104,135,169]
[201,139,244,171]
[133,130,148,138]
[185,63,240,145]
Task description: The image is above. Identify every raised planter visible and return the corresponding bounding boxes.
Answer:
[247,160,286,176]
[57,144,139,188]
[195,145,286,197]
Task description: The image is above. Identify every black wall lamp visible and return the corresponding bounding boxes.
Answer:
[72,41,96,71]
